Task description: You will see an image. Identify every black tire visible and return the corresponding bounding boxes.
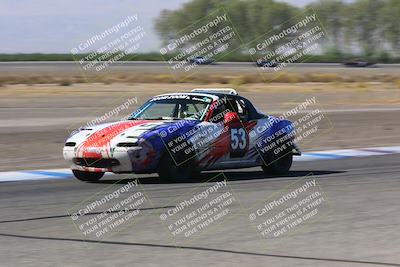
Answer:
[157,152,198,182]
[72,170,104,182]
[261,151,293,175]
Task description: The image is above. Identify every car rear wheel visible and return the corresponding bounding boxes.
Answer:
[72,170,104,182]
[157,153,198,182]
[261,151,293,175]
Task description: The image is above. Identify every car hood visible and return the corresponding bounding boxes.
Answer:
[67,120,163,144]
[66,120,199,157]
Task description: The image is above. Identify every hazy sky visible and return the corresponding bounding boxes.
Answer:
[0,0,320,53]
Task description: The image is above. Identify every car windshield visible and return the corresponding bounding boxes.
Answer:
[129,95,213,120]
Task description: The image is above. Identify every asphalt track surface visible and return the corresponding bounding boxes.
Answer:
[1,154,400,266]
[1,63,399,265]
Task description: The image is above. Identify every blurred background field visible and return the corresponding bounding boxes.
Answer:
[0,68,399,88]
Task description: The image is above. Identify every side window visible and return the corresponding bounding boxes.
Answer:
[207,97,253,123]
[188,102,208,119]
[177,102,209,119]
[209,104,225,123]
[209,100,232,123]
[235,99,250,121]
[226,98,239,114]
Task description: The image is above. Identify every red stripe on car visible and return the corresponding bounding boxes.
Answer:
[77,121,150,158]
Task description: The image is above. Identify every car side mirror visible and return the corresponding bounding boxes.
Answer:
[224,112,240,124]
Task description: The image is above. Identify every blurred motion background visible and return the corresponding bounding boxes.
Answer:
[0,0,399,62]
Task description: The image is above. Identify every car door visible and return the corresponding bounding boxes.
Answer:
[197,96,259,169]
[225,97,258,163]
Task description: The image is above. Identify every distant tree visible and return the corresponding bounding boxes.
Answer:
[154,0,399,59]
[341,2,357,54]
[155,0,224,46]
[307,0,347,49]
[155,0,297,47]
[352,0,386,57]
[379,0,400,56]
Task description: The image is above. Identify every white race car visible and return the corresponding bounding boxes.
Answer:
[63,88,301,182]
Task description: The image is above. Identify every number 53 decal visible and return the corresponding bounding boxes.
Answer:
[230,127,248,158]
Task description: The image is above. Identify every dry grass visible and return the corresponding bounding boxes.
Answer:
[229,76,246,89]
[394,79,400,89]
[0,72,399,86]
[1,82,398,110]
[59,80,72,86]
[308,73,340,82]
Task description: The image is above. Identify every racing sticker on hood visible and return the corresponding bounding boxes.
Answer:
[77,120,151,158]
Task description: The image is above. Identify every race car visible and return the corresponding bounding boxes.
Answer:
[256,59,280,68]
[343,59,376,67]
[63,88,301,182]
[188,56,212,65]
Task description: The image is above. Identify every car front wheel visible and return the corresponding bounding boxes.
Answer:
[157,153,198,182]
[72,170,104,182]
[262,151,293,175]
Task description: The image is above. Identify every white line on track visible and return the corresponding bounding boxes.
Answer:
[0,145,399,183]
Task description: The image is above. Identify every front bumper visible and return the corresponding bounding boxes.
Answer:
[63,146,145,173]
